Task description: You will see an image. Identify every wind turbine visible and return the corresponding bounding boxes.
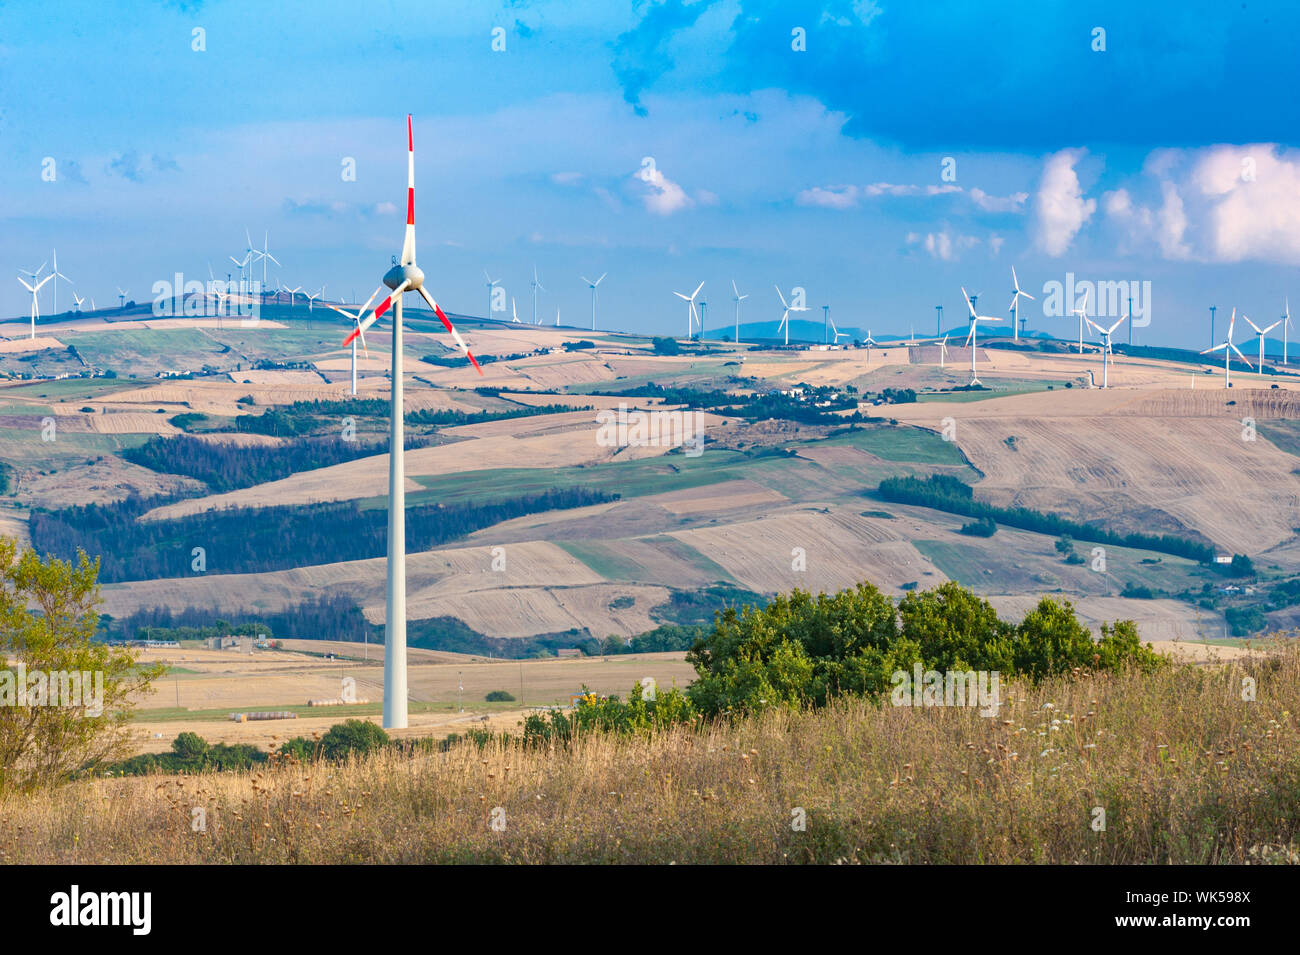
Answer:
[1085,313,1127,388]
[117,287,129,309]
[1200,308,1252,388]
[674,281,705,339]
[72,292,85,313]
[305,285,325,312]
[1242,314,1281,371]
[229,251,251,290]
[1070,287,1090,354]
[1008,266,1034,343]
[530,266,544,325]
[285,285,303,307]
[828,312,849,345]
[862,329,879,361]
[1282,299,1292,366]
[17,273,53,339]
[49,250,73,316]
[511,298,521,323]
[483,271,500,323]
[257,232,280,296]
[242,229,260,291]
[328,290,380,397]
[339,116,482,729]
[774,285,806,346]
[581,272,606,331]
[961,286,1002,385]
[731,280,748,343]
[938,332,949,369]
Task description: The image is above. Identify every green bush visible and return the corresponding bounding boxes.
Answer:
[318,719,390,760]
[485,690,515,702]
[684,581,1164,717]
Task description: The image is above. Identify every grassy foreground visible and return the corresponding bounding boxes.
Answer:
[2,646,1298,864]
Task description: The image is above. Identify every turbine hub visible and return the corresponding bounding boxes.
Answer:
[384,264,424,291]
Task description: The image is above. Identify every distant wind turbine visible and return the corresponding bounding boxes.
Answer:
[1201,308,1252,388]
[1085,313,1128,388]
[774,285,807,346]
[18,273,53,339]
[1242,314,1281,371]
[1008,266,1034,343]
[530,266,544,325]
[484,271,500,323]
[1070,287,1090,354]
[961,285,1002,385]
[731,280,748,343]
[328,289,381,396]
[581,272,606,331]
[673,281,705,339]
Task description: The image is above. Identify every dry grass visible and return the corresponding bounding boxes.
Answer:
[3,645,1298,864]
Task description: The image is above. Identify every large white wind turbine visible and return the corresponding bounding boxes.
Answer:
[961,286,1002,385]
[339,116,483,729]
[1008,266,1034,343]
[328,290,379,396]
[581,272,606,332]
[674,281,705,338]
[17,273,53,339]
[1242,314,1281,371]
[774,285,806,346]
[1085,313,1128,388]
[1201,308,1252,388]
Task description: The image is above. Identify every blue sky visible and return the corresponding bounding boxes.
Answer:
[4,0,1300,346]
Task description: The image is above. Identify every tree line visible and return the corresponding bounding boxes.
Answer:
[30,486,618,582]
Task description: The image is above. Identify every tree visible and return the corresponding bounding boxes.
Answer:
[0,538,163,793]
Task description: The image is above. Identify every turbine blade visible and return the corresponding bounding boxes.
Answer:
[417,284,482,374]
[401,114,416,266]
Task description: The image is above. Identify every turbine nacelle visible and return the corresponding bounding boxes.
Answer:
[384,263,424,291]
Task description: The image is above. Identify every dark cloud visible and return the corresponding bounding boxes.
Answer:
[611,0,720,117]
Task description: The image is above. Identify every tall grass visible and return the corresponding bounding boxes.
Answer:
[2,646,1298,864]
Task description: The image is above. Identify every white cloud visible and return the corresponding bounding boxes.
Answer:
[906,228,981,261]
[633,161,693,215]
[797,181,1024,212]
[1104,144,1300,264]
[1034,148,1097,257]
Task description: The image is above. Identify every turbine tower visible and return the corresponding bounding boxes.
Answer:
[1201,308,1251,388]
[935,304,943,337]
[257,232,281,296]
[1085,313,1128,388]
[731,280,748,343]
[961,286,1001,385]
[581,272,606,331]
[673,281,704,339]
[1008,266,1034,343]
[339,115,483,729]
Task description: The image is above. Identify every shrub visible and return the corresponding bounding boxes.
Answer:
[485,690,515,702]
[318,719,390,760]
